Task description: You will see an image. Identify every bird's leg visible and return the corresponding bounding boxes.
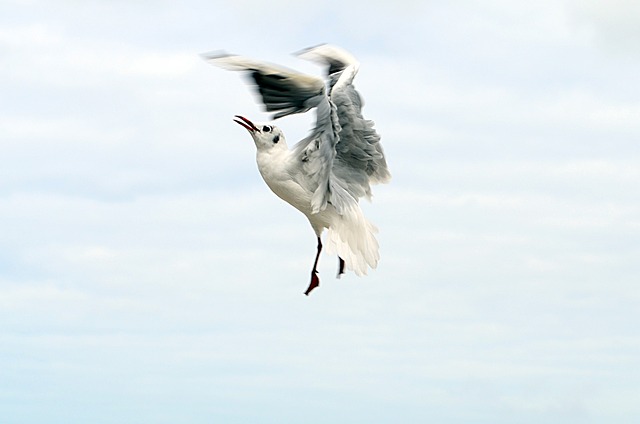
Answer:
[337,257,345,278]
[304,237,322,296]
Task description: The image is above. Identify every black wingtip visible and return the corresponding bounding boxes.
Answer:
[200,50,232,62]
[293,43,327,57]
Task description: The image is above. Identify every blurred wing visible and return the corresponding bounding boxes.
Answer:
[202,51,326,120]
[203,49,335,213]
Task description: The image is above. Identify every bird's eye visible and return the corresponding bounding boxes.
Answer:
[262,125,272,132]
[273,135,280,144]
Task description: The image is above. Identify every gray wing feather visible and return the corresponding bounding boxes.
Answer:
[332,81,391,196]
[202,51,325,120]
[296,45,391,212]
[250,71,324,119]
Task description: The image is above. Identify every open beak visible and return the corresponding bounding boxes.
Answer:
[233,115,259,132]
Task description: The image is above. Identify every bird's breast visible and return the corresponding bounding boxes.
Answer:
[256,152,313,215]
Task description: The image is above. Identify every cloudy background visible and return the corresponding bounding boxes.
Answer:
[1,0,639,422]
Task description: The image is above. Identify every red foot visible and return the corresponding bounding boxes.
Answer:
[304,271,320,296]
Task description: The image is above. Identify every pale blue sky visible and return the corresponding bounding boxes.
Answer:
[1,1,639,423]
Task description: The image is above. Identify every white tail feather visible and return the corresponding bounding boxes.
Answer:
[325,204,379,276]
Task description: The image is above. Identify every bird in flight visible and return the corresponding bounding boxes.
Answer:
[203,44,390,295]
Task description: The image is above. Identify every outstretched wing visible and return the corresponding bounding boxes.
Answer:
[203,49,335,213]
[296,45,391,210]
[201,51,327,120]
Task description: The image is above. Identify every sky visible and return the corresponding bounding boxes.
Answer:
[1,0,639,423]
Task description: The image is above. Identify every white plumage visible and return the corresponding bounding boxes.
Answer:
[203,44,390,295]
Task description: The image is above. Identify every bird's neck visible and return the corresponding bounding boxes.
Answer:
[256,148,291,176]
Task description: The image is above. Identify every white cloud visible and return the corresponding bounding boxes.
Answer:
[564,0,640,56]
[0,24,61,47]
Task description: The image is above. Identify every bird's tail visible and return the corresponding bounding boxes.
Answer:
[325,203,379,276]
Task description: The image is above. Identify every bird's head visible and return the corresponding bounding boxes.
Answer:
[233,115,286,152]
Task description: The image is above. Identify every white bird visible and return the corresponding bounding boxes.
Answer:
[203,44,390,295]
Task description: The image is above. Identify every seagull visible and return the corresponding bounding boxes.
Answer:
[203,44,390,295]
